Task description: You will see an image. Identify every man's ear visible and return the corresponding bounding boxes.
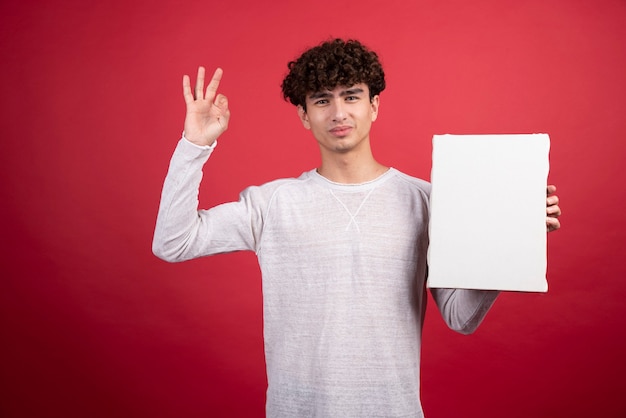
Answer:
[298,105,311,130]
[370,95,380,122]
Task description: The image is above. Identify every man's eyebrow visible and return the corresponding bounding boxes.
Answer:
[308,91,333,100]
[340,87,365,96]
[307,87,365,100]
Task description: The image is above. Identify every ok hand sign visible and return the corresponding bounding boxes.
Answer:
[182,67,230,147]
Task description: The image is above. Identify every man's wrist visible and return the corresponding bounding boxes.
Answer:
[182,132,217,150]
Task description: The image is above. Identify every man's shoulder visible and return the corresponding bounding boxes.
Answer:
[254,169,315,189]
[241,169,316,197]
[389,169,431,196]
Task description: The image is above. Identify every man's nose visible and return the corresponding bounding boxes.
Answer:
[331,99,347,121]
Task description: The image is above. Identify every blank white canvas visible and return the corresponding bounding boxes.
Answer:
[427,134,550,292]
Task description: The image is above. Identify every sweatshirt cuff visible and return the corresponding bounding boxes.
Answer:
[181,132,218,150]
[173,134,216,163]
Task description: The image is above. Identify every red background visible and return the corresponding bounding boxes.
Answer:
[1,0,625,417]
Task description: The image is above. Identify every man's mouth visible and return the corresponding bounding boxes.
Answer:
[329,126,353,137]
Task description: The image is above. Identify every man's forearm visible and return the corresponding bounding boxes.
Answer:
[152,137,215,262]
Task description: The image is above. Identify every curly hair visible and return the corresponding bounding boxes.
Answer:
[281,39,386,109]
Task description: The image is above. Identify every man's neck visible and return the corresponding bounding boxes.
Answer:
[317,152,389,184]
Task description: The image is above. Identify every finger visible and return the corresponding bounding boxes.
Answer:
[547,185,557,196]
[546,195,559,207]
[195,66,206,100]
[546,217,561,232]
[204,68,224,103]
[214,94,231,128]
[547,204,561,217]
[182,74,194,104]
[214,93,229,110]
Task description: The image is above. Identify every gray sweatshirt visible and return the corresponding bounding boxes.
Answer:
[153,138,499,417]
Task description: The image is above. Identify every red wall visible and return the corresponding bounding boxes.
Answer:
[1,0,625,417]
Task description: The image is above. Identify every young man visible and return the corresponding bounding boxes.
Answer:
[153,39,561,417]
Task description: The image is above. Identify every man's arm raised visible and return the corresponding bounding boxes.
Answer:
[152,66,235,262]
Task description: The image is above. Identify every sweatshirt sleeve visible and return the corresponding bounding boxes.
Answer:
[152,137,262,262]
[429,287,500,335]
[419,177,499,335]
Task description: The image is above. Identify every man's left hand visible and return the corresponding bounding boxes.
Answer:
[546,185,561,232]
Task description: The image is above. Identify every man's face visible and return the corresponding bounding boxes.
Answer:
[298,84,379,155]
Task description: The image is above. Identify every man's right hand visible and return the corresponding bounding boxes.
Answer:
[182,67,230,147]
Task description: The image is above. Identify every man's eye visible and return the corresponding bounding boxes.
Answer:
[315,99,328,105]
[346,96,358,101]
